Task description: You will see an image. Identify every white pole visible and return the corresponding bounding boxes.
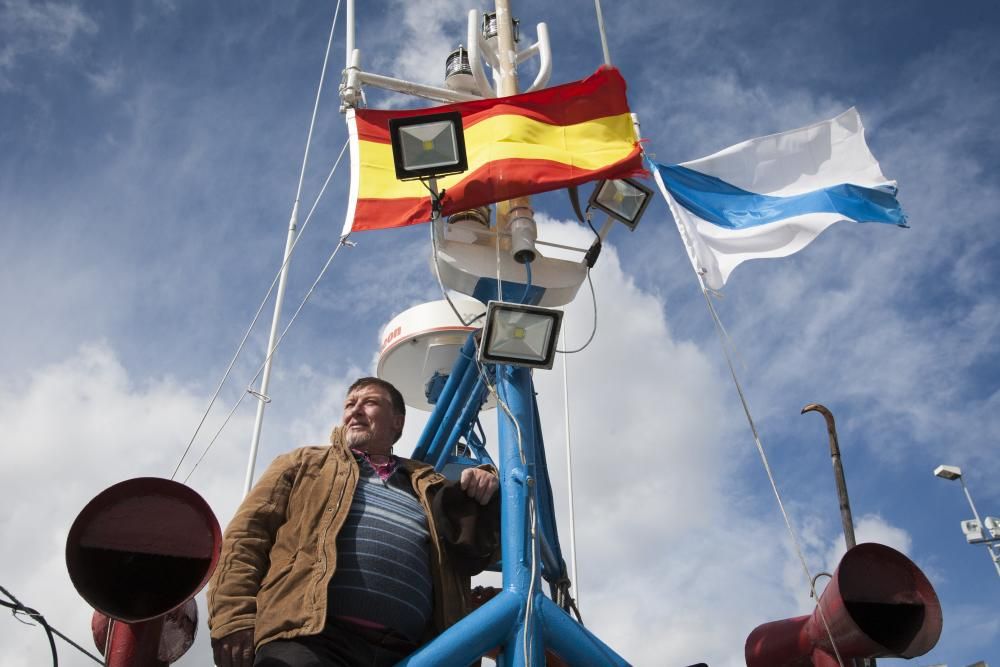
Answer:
[346,0,355,69]
[959,477,1000,578]
[243,207,298,496]
[561,324,580,606]
[243,10,339,497]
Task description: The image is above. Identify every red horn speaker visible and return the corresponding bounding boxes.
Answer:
[66,477,222,666]
[745,542,942,667]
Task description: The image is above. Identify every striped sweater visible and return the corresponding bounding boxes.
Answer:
[326,457,433,642]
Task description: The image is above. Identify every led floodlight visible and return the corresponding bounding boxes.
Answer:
[388,111,468,181]
[478,301,563,370]
[588,177,653,231]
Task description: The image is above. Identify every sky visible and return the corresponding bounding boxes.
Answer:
[1,0,998,666]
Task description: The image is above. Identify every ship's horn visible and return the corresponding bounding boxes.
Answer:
[66,477,221,666]
[745,542,942,667]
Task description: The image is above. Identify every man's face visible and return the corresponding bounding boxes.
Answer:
[342,384,404,456]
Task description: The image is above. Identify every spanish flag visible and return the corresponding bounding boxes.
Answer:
[342,66,644,235]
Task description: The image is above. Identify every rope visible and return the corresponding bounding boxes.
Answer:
[0,585,104,666]
[170,139,349,480]
[699,288,846,667]
[593,0,613,66]
[182,235,352,483]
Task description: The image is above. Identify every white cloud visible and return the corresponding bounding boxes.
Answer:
[0,343,252,666]
[84,61,123,95]
[0,0,97,87]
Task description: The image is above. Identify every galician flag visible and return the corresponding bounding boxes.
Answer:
[649,108,907,290]
[343,66,643,235]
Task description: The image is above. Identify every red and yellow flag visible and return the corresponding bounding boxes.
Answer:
[342,66,643,234]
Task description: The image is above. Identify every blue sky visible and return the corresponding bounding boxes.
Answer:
[1,1,998,666]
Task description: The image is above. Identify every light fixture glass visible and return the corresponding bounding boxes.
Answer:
[445,47,472,79]
[481,12,519,42]
[388,111,468,181]
[478,301,563,369]
[588,177,653,230]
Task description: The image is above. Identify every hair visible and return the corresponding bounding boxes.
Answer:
[347,377,406,418]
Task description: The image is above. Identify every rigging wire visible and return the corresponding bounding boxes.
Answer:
[649,135,845,663]
[0,585,104,666]
[700,288,846,667]
[182,235,352,483]
[243,0,344,495]
[170,140,350,480]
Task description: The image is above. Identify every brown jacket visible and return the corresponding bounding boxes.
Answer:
[207,428,481,648]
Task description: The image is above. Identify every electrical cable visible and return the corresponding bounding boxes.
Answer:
[556,268,597,354]
[170,139,349,480]
[0,585,104,666]
[520,260,533,303]
[472,353,538,666]
[428,191,476,327]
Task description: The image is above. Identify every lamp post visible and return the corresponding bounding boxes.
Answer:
[933,465,1000,578]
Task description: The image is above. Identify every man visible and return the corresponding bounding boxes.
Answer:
[208,377,499,667]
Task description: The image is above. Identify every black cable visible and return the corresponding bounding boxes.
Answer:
[1,589,58,667]
[0,585,104,665]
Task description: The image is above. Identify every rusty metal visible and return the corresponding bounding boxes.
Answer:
[67,477,221,666]
[745,543,942,666]
[93,600,198,666]
[802,404,858,550]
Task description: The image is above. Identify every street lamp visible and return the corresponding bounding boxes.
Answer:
[933,464,1000,578]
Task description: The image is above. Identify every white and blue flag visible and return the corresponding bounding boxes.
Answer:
[650,108,906,290]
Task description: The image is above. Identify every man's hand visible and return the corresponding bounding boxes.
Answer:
[212,628,255,667]
[460,467,499,505]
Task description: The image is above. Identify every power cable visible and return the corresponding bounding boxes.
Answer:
[556,268,597,354]
[0,585,104,666]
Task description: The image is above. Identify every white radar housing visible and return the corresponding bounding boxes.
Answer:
[377,297,496,412]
